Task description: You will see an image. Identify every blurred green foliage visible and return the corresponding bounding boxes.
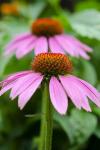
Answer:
[0,0,100,150]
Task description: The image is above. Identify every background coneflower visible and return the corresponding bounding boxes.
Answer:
[5,18,92,59]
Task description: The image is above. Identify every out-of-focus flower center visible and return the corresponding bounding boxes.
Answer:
[1,3,18,15]
[32,53,72,76]
[31,18,63,37]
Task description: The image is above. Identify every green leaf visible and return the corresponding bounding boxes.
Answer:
[0,34,13,78]
[54,109,97,145]
[75,1,100,11]
[94,125,100,138]
[0,54,12,78]
[19,1,46,19]
[69,9,100,40]
[0,17,29,38]
[80,60,97,85]
[48,0,60,6]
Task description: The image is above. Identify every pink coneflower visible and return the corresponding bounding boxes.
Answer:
[0,53,99,114]
[5,18,92,59]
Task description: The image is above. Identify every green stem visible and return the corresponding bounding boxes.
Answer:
[39,83,53,150]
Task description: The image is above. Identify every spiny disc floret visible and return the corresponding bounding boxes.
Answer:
[32,53,72,76]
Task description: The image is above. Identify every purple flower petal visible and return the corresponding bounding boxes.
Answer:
[59,75,82,109]
[55,34,91,59]
[77,49,90,60]
[5,33,32,49]
[65,35,92,52]
[1,71,32,87]
[60,75,100,108]
[0,71,32,95]
[18,74,43,109]
[15,36,37,58]
[60,75,91,111]
[81,96,91,112]
[55,34,77,56]
[34,36,48,55]
[49,76,68,115]
[0,82,15,96]
[49,37,64,53]
[16,40,37,58]
[5,34,37,57]
[10,73,41,99]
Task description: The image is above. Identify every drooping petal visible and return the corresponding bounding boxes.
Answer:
[78,78,100,106]
[55,34,91,59]
[63,34,91,59]
[5,34,37,57]
[34,36,48,55]
[0,71,32,95]
[60,75,91,111]
[77,49,90,60]
[5,43,19,55]
[60,75,100,108]
[18,74,43,109]
[10,73,41,99]
[0,82,15,96]
[49,76,68,115]
[13,33,33,42]
[63,36,90,59]
[10,73,35,99]
[55,34,77,56]
[59,75,82,109]
[81,96,91,112]
[16,40,37,58]
[68,75,100,100]
[66,35,92,52]
[1,71,32,87]
[5,33,32,49]
[15,36,37,58]
[49,37,64,53]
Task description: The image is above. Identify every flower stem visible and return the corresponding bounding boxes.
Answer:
[39,82,53,150]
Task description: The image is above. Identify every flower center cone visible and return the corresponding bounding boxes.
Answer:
[32,53,73,76]
[31,18,63,37]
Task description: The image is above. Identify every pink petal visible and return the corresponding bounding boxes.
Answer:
[69,75,100,97]
[55,34,91,59]
[5,34,36,56]
[62,34,91,59]
[59,75,82,109]
[77,50,90,60]
[49,76,68,115]
[61,76,91,111]
[15,36,37,58]
[1,71,32,87]
[49,37,64,53]
[34,36,48,55]
[71,79,91,111]
[66,35,92,52]
[10,73,41,99]
[5,33,32,49]
[0,82,15,96]
[79,78,99,96]
[14,33,32,42]
[55,35,77,56]
[81,96,91,112]
[18,74,43,109]
[5,43,19,55]
[16,40,37,58]
[63,75,100,107]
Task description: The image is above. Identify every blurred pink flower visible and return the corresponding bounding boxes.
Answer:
[0,53,99,115]
[5,18,92,59]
